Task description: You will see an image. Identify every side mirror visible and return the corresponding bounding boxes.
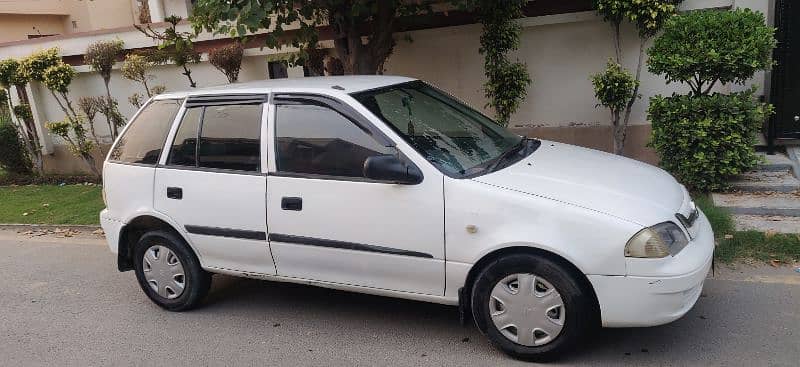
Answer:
[363,155,423,185]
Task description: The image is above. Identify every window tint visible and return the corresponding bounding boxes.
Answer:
[275,104,392,177]
[198,104,262,172]
[167,107,202,167]
[109,99,182,164]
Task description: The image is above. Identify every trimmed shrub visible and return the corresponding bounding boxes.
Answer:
[648,9,775,96]
[648,89,770,191]
[208,42,244,83]
[19,48,61,82]
[43,63,76,94]
[592,60,638,113]
[0,118,32,175]
[12,103,32,122]
[85,40,124,84]
[591,60,639,154]
[0,58,28,88]
[647,8,776,191]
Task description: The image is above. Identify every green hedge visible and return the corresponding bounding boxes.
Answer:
[648,90,769,191]
[0,118,32,175]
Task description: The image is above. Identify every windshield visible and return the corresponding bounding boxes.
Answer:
[352,81,524,178]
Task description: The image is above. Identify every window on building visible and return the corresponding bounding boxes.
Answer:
[274,104,393,178]
[167,104,262,172]
[268,61,288,79]
[109,99,182,165]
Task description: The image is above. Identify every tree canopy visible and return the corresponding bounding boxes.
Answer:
[191,0,432,75]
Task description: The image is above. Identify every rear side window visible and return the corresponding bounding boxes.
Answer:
[167,104,262,172]
[167,107,201,167]
[109,99,182,165]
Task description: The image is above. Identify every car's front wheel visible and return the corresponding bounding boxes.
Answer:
[471,253,596,361]
[133,230,211,311]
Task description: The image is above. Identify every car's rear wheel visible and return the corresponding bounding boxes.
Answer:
[471,253,595,361]
[133,230,211,311]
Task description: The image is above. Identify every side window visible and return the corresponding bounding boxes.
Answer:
[167,107,202,167]
[275,104,393,178]
[198,104,262,171]
[167,103,262,172]
[109,99,182,164]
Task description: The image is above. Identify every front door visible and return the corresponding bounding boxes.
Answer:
[154,96,276,275]
[266,95,445,295]
[773,0,800,138]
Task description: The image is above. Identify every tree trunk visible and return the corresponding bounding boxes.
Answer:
[103,78,119,138]
[143,79,152,97]
[612,111,625,156]
[329,1,397,75]
[613,22,622,64]
[14,85,44,175]
[182,64,197,88]
[619,37,647,153]
[81,152,101,179]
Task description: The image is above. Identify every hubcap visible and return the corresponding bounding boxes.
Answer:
[142,245,186,300]
[489,273,566,346]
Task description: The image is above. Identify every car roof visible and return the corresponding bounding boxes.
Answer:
[155,75,416,100]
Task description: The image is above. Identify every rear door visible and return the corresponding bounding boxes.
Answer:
[154,95,276,275]
[265,94,446,295]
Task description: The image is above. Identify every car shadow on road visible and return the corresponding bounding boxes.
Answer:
[193,275,751,365]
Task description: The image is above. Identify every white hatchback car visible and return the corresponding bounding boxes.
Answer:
[101,76,713,361]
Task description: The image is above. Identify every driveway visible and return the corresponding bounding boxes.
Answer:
[0,229,798,366]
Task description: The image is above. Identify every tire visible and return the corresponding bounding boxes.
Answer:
[133,230,211,311]
[470,253,595,362]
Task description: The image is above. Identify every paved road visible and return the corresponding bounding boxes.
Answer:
[1,230,798,367]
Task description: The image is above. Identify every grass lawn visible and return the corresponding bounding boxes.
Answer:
[0,185,104,225]
[695,193,800,264]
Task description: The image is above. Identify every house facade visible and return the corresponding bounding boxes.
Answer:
[0,0,780,175]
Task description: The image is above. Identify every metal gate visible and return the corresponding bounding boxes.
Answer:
[769,0,800,146]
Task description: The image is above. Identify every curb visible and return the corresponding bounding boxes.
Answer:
[0,223,102,231]
[718,206,800,217]
[728,184,800,193]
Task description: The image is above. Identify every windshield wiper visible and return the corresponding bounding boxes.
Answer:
[486,138,528,173]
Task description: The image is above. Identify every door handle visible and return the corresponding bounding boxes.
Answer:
[281,197,302,211]
[167,187,183,200]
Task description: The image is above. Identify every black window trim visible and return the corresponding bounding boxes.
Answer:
[164,98,265,173]
[107,97,186,166]
[271,93,423,184]
[156,164,266,176]
[184,93,269,107]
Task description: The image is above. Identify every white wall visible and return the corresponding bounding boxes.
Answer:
[6,0,773,150]
[386,0,771,128]
[385,13,700,128]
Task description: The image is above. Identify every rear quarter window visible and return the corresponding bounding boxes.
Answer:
[109,99,183,165]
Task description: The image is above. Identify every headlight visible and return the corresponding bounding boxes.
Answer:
[625,222,689,258]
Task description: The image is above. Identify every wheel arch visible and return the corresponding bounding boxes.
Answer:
[117,214,191,272]
[460,246,601,327]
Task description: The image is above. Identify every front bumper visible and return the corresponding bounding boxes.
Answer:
[588,211,715,327]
